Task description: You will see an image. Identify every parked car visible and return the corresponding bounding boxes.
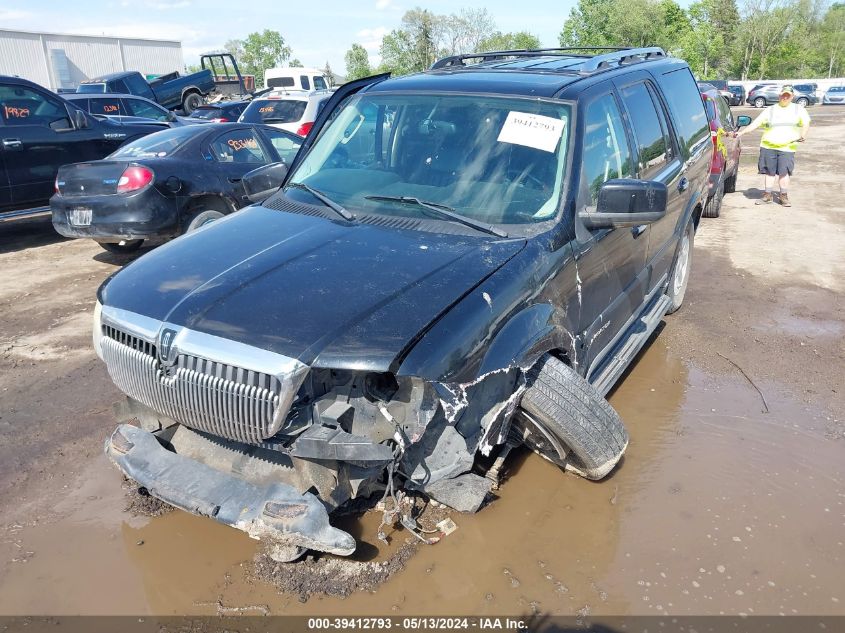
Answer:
[63,93,191,127]
[263,67,331,91]
[727,84,745,106]
[697,80,732,103]
[0,76,159,223]
[187,100,249,123]
[700,88,750,218]
[96,46,712,561]
[238,90,333,136]
[747,83,816,107]
[51,123,302,253]
[822,86,845,105]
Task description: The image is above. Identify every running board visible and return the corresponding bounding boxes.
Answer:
[589,293,673,397]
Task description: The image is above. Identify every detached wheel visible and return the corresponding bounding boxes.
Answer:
[518,354,628,481]
[99,239,143,254]
[182,92,202,114]
[754,97,766,108]
[666,220,694,313]
[723,168,738,194]
[183,209,224,233]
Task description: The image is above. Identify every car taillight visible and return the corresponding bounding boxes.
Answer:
[116,165,154,194]
[54,176,60,194]
[211,117,229,122]
[296,121,314,137]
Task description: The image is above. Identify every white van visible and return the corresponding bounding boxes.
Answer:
[263,67,331,92]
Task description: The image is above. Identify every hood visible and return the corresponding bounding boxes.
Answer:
[100,206,525,371]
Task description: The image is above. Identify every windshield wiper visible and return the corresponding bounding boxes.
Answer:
[364,195,508,238]
[286,182,355,221]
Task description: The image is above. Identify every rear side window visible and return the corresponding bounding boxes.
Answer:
[620,82,670,177]
[0,85,71,130]
[89,98,125,115]
[240,99,307,124]
[110,126,197,158]
[580,92,633,205]
[210,129,267,163]
[189,107,223,120]
[267,77,295,88]
[314,76,328,90]
[262,128,303,165]
[714,96,734,129]
[657,68,709,156]
[300,76,311,90]
[111,79,130,94]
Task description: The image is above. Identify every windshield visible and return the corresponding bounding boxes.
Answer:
[77,83,106,94]
[108,126,197,159]
[241,99,306,124]
[286,93,571,227]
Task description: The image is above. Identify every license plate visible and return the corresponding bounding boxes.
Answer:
[69,207,92,226]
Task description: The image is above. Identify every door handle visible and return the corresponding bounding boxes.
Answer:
[677,177,689,192]
[2,138,23,151]
[631,225,647,238]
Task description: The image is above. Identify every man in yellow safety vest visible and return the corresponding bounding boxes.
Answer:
[737,85,811,207]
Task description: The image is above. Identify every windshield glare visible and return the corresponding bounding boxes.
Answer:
[241,99,306,124]
[287,94,571,226]
[108,126,197,159]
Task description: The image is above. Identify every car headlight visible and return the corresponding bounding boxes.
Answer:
[93,301,104,360]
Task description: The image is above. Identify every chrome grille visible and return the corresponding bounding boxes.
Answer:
[101,327,284,445]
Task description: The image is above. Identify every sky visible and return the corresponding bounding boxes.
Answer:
[0,0,590,74]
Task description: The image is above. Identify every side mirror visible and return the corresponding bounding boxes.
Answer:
[73,108,89,129]
[242,162,289,203]
[579,179,668,229]
[736,115,752,127]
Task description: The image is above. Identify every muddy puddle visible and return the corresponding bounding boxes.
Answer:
[1,338,842,616]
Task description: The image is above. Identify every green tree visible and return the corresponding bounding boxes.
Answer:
[379,28,418,75]
[289,58,303,68]
[479,31,542,51]
[440,8,496,54]
[681,0,726,77]
[345,43,372,81]
[238,30,292,85]
[818,2,845,77]
[323,61,335,86]
[559,0,616,46]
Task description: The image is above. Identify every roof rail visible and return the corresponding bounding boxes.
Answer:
[430,46,667,73]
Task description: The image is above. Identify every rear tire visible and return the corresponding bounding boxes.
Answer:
[518,354,628,481]
[754,97,766,108]
[796,97,809,107]
[99,239,143,254]
[723,168,737,194]
[182,92,203,115]
[183,209,224,234]
[703,179,724,218]
[666,220,694,313]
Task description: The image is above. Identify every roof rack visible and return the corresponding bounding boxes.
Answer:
[430,46,667,74]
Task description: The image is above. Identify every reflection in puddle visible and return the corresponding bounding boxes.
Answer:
[1,338,842,615]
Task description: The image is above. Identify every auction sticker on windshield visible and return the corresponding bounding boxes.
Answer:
[497,111,565,153]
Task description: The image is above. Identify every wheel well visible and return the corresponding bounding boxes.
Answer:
[185,195,232,216]
[181,88,202,102]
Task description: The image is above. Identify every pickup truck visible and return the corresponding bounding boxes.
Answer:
[78,69,215,114]
[1,75,157,223]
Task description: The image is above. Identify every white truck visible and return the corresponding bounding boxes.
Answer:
[263,67,331,92]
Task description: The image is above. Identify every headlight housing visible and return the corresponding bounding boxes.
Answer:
[92,301,104,360]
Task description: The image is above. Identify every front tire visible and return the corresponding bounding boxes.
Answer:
[754,97,766,108]
[666,220,694,313]
[796,97,809,107]
[518,354,628,481]
[703,179,725,218]
[99,239,143,254]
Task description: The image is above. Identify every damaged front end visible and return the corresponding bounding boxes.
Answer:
[100,310,529,560]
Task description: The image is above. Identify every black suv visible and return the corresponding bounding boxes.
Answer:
[0,76,158,224]
[96,47,710,561]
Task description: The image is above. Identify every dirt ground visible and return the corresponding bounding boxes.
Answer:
[0,106,842,616]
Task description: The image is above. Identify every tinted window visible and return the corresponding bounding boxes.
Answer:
[89,98,125,115]
[124,74,151,96]
[0,85,71,129]
[830,87,845,93]
[125,98,169,121]
[658,68,709,156]
[267,77,295,88]
[210,128,267,163]
[300,76,310,90]
[620,82,669,176]
[715,96,734,129]
[262,128,303,164]
[314,76,328,90]
[189,106,223,120]
[111,79,130,94]
[109,126,198,158]
[77,83,106,93]
[580,92,633,205]
[240,99,306,124]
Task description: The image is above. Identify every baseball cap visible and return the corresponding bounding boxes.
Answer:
[780,85,795,95]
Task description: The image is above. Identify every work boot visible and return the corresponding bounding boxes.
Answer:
[780,192,791,207]
[756,191,773,205]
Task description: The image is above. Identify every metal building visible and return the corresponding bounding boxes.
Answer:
[0,28,184,91]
